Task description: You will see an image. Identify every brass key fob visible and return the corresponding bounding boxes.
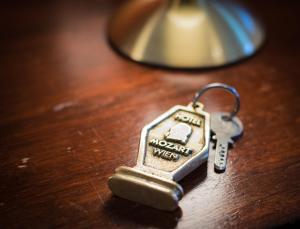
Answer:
[108,103,210,211]
[108,83,242,211]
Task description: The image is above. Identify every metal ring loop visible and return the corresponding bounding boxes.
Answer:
[192,83,240,120]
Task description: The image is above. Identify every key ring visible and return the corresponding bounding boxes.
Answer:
[192,83,240,121]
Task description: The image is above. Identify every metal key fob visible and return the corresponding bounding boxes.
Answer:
[108,82,243,211]
[211,112,243,172]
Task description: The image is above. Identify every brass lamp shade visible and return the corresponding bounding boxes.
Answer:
[108,0,265,69]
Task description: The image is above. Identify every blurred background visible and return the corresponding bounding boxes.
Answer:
[0,0,299,228]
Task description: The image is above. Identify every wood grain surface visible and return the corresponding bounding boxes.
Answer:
[0,0,299,228]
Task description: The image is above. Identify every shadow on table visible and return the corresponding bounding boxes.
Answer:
[179,161,208,195]
[104,197,182,229]
[104,162,207,229]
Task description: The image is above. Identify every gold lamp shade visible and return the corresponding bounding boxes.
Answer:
[108,0,265,69]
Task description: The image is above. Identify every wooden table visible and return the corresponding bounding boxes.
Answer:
[1,1,299,228]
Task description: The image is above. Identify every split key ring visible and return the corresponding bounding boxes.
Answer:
[192,83,240,121]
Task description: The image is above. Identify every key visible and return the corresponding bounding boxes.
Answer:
[211,112,243,172]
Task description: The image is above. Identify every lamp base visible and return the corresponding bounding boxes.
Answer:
[108,0,265,69]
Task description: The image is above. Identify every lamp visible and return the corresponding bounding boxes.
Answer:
[108,0,265,69]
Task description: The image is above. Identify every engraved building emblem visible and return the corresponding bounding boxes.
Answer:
[108,104,210,211]
[165,123,192,145]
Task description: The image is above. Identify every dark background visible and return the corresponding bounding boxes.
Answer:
[0,0,299,228]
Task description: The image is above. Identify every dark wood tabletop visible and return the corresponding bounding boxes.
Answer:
[1,0,299,228]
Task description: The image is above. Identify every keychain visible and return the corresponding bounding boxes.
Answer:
[192,83,243,172]
[108,83,243,211]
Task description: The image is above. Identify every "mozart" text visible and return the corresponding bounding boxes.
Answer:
[149,138,193,157]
